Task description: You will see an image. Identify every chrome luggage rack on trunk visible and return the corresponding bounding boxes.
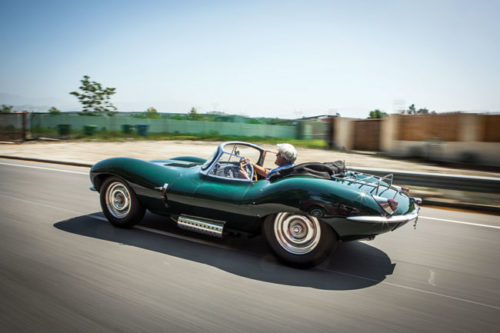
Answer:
[332,170,404,198]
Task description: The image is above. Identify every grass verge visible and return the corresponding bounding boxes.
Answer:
[31,130,328,149]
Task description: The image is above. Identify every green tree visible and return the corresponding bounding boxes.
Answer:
[0,104,14,113]
[401,104,436,115]
[48,106,61,115]
[70,75,117,115]
[368,109,387,118]
[188,107,201,120]
[145,107,161,119]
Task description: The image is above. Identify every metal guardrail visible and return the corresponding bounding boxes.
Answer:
[349,167,500,193]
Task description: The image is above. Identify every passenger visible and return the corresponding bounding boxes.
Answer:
[253,143,297,179]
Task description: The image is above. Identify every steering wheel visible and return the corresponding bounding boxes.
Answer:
[239,158,257,181]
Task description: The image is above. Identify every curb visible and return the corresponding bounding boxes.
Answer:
[1,155,499,214]
[0,155,93,168]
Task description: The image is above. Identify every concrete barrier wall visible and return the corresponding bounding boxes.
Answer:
[327,113,500,166]
[352,119,382,150]
[380,114,500,166]
[332,117,355,150]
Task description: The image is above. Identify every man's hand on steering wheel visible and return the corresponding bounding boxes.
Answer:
[239,157,257,180]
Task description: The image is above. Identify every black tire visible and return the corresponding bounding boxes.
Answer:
[100,176,145,228]
[263,212,337,268]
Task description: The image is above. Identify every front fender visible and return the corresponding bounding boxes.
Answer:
[90,157,179,191]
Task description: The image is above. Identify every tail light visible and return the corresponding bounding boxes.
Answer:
[373,195,399,215]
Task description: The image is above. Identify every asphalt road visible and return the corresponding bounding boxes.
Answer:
[1,158,499,333]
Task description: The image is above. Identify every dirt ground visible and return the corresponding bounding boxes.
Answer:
[1,140,500,178]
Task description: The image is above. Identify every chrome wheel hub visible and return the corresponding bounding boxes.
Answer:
[106,182,131,219]
[273,213,321,255]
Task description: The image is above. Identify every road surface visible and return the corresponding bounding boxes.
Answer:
[1,158,499,332]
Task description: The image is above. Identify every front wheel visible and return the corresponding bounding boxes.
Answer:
[100,176,145,228]
[263,212,337,267]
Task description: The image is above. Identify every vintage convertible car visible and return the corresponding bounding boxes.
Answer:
[90,141,420,267]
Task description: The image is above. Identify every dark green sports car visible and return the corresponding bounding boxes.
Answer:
[90,141,420,267]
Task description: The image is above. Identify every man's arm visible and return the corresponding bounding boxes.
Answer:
[252,162,269,177]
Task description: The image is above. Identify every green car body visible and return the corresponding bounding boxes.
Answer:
[90,141,419,239]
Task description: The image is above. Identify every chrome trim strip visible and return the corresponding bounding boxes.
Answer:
[221,141,265,152]
[347,205,420,223]
[154,183,169,192]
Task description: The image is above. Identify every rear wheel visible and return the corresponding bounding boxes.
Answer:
[100,177,145,228]
[263,212,337,267]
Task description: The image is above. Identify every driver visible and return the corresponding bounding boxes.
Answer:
[252,143,297,179]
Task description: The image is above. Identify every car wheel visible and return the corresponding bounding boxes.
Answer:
[263,212,337,267]
[100,176,145,228]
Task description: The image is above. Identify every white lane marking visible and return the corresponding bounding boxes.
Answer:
[0,161,88,175]
[88,214,232,250]
[428,270,436,287]
[325,269,500,311]
[420,216,500,230]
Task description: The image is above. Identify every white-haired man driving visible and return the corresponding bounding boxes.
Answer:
[253,143,297,179]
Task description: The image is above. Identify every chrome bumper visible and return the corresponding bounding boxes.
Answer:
[346,204,420,224]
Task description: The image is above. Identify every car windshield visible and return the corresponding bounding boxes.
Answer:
[202,142,264,181]
[201,149,219,170]
[222,143,261,164]
[207,152,254,180]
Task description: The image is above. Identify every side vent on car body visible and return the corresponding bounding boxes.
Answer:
[154,183,169,207]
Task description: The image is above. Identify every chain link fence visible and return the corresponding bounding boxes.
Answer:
[1,112,332,143]
[0,112,28,141]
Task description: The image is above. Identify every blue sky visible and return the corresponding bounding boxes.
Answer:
[1,0,499,118]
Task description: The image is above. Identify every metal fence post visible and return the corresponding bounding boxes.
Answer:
[22,111,28,141]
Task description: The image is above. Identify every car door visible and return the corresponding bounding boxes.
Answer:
[194,174,253,218]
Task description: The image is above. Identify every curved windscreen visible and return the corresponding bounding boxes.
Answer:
[201,149,219,170]
[207,152,254,181]
[222,143,261,164]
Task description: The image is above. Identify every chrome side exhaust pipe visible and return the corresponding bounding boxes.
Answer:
[177,215,225,238]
